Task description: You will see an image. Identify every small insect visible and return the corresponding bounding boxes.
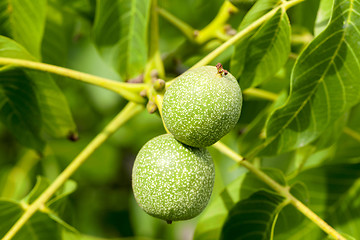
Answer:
[216,63,228,76]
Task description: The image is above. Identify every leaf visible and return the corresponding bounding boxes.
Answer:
[92,0,151,80]
[0,0,11,36]
[41,2,75,67]
[231,0,291,89]
[315,0,333,36]
[0,67,45,151]
[0,200,62,240]
[260,0,360,156]
[238,92,288,156]
[27,70,77,139]
[22,175,77,210]
[274,182,308,237]
[0,36,77,147]
[22,176,51,204]
[0,0,47,59]
[220,190,286,240]
[288,163,360,239]
[334,103,360,161]
[194,168,300,240]
[157,0,223,54]
[287,0,321,34]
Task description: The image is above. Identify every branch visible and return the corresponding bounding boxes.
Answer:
[144,0,165,83]
[343,127,360,143]
[1,102,144,240]
[165,0,304,87]
[191,0,304,69]
[212,141,346,240]
[157,7,195,41]
[243,88,279,101]
[195,1,238,44]
[0,57,147,103]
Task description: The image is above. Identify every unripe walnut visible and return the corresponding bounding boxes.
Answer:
[162,65,242,147]
[132,134,215,222]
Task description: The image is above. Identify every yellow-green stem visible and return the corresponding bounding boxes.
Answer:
[1,150,40,198]
[243,88,279,101]
[144,0,165,82]
[165,0,304,88]
[1,102,144,240]
[191,0,304,69]
[343,127,360,143]
[195,1,238,44]
[0,57,146,103]
[212,141,346,240]
[154,94,170,134]
[157,7,195,41]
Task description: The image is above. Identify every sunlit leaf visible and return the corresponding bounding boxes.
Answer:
[0,0,47,59]
[260,0,360,156]
[315,0,333,36]
[92,0,151,80]
[231,0,291,89]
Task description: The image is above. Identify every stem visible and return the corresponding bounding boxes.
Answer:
[191,0,304,69]
[212,141,346,240]
[243,88,279,101]
[195,1,238,44]
[343,127,360,143]
[154,94,170,134]
[144,0,165,82]
[0,57,147,103]
[1,102,144,240]
[157,7,195,41]
[1,150,40,198]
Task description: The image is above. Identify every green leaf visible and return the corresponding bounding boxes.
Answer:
[238,92,288,156]
[231,0,291,89]
[287,0,321,34]
[41,3,75,67]
[288,163,360,238]
[194,168,288,240]
[22,175,77,209]
[274,182,308,237]
[0,36,77,147]
[220,190,286,240]
[0,1,11,36]
[0,0,47,59]
[334,103,360,161]
[157,0,223,54]
[27,70,77,139]
[0,67,45,151]
[0,200,62,240]
[92,0,151,80]
[315,0,333,36]
[261,0,360,156]
[22,176,51,204]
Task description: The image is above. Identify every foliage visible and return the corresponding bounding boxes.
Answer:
[0,0,359,240]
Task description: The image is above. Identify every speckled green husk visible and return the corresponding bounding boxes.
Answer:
[132,134,215,222]
[162,66,242,147]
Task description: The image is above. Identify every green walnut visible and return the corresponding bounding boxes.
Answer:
[132,134,215,222]
[162,65,242,147]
